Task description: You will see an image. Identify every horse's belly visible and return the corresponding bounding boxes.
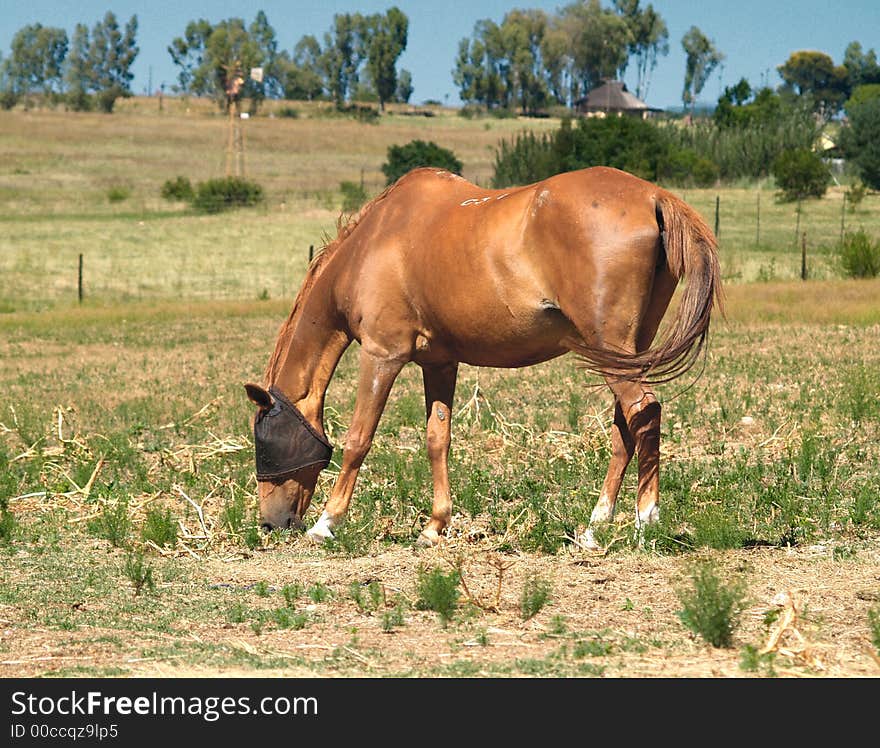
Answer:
[428,307,574,368]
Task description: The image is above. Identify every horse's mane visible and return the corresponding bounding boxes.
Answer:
[263,174,412,384]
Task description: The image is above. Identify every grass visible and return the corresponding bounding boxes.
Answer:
[2,103,878,312]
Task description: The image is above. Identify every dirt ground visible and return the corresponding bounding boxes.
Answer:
[2,521,879,678]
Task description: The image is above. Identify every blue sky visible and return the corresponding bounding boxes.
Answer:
[2,1,878,109]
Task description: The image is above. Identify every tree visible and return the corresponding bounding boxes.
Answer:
[88,12,139,112]
[777,51,848,118]
[167,19,212,95]
[364,7,408,112]
[395,68,413,103]
[843,41,880,90]
[64,23,91,110]
[277,35,325,100]
[248,11,281,102]
[4,23,68,101]
[561,0,632,99]
[681,26,723,116]
[613,0,668,100]
[319,13,367,107]
[841,97,880,189]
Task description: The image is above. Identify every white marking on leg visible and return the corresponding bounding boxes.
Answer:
[633,502,659,549]
[306,510,336,544]
[579,495,614,551]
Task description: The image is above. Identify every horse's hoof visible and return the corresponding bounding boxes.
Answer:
[305,511,335,544]
[416,530,441,547]
[576,528,603,552]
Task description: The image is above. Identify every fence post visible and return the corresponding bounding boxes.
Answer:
[309,244,314,264]
[840,192,847,243]
[801,232,807,281]
[78,253,83,303]
[714,195,720,238]
[794,199,802,248]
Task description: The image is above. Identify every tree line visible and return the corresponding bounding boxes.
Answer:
[0,12,138,112]
[167,8,411,112]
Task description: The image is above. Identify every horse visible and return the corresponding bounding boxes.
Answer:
[245,165,721,549]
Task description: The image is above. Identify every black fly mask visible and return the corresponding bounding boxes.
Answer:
[253,387,333,482]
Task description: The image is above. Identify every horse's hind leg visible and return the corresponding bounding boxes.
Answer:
[306,348,405,543]
[417,362,458,547]
[580,400,635,549]
[609,379,662,542]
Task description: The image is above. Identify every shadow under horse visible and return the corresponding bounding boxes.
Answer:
[245,165,721,549]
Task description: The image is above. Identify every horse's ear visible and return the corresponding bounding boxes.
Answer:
[244,383,273,410]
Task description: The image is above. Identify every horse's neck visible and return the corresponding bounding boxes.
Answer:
[270,271,349,432]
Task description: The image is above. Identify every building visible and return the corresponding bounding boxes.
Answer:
[574,80,662,119]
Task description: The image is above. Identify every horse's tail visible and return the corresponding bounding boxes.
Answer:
[575,190,723,384]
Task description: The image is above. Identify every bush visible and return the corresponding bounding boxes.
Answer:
[277,106,299,118]
[106,186,131,203]
[141,507,178,548]
[771,148,830,201]
[161,176,194,202]
[675,561,748,648]
[492,116,718,188]
[192,177,264,214]
[340,181,368,212]
[838,229,880,278]
[415,565,460,626]
[0,89,19,110]
[382,140,463,185]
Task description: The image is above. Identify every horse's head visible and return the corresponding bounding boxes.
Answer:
[244,383,333,532]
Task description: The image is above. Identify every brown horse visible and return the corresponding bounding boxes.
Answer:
[245,166,721,548]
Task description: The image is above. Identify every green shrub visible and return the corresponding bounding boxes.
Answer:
[675,560,748,648]
[192,177,264,214]
[838,229,880,278]
[160,176,194,202]
[0,506,16,543]
[382,140,463,185]
[520,574,552,620]
[771,148,830,201]
[415,565,460,626]
[0,89,19,110]
[106,186,131,203]
[277,106,299,118]
[340,181,368,212]
[141,507,178,548]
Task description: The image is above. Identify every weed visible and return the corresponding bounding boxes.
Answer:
[0,505,17,544]
[520,573,552,620]
[271,607,309,630]
[869,607,880,656]
[141,507,178,548]
[88,501,131,548]
[739,644,777,675]
[254,581,270,597]
[123,551,155,596]
[307,582,332,603]
[227,603,246,624]
[573,638,613,658]
[415,565,460,626]
[675,560,748,648]
[382,597,406,632]
[281,583,301,607]
[340,181,368,212]
[548,615,568,635]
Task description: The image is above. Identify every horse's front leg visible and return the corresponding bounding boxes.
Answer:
[418,362,458,547]
[306,349,404,543]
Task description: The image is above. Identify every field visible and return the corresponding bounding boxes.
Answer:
[1,101,880,678]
